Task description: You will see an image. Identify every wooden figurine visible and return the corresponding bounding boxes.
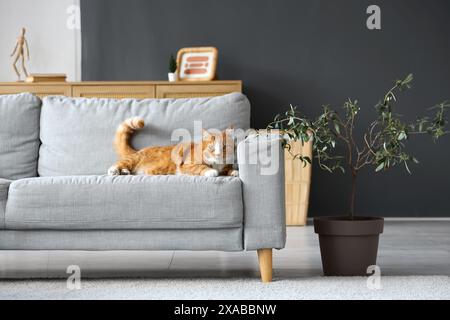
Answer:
[10,27,30,81]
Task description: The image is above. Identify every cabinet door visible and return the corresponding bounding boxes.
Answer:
[72,85,155,99]
[0,84,71,98]
[156,83,242,98]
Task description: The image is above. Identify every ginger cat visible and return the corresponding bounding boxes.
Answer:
[107,117,238,177]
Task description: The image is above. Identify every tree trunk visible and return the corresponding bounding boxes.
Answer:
[349,171,357,220]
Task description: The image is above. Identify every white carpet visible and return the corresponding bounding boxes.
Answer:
[0,276,448,300]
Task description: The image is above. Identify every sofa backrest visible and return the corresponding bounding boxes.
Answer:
[39,92,251,176]
[0,93,41,180]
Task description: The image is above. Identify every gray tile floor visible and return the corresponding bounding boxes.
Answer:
[0,220,449,279]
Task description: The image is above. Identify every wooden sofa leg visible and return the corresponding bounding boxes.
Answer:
[257,248,273,283]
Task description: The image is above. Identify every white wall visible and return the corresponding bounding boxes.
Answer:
[0,0,81,81]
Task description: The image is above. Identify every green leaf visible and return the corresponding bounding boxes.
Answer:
[302,156,312,164]
[301,159,309,167]
[375,163,385,172]
[404,161,412,174]
[334,123,340,134]
[397,131,407,140]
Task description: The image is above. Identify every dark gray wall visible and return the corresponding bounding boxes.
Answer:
[81,0,450,217]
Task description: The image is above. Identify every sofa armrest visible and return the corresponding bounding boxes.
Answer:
[237,133,286,250]
[0,178,12,229]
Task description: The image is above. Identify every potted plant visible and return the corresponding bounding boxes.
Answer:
[168,54,177,82]
[267,74,449,276]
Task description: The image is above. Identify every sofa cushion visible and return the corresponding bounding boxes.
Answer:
[0,93,41,179]
[4,175,243,230]
[0,178,11,229]
[39,93,250,176]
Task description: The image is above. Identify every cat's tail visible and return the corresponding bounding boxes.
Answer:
[114,117,145,157]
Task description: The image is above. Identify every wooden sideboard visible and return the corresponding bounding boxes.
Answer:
[0,80,242,99]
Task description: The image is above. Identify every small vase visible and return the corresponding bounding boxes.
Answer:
[168,73,176,82]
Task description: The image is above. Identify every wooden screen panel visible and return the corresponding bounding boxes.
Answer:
[156,83,242,98]
[0,84,71,98]
[284,140,312,226]
[72,85,155,99]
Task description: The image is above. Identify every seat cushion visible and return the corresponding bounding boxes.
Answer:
[4,175,243,230]
[0,93,41,179]
[38,93,250,176]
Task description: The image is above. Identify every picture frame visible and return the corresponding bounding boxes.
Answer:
[176,47,218,81]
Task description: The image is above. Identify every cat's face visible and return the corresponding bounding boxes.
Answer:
[202,129,235,165]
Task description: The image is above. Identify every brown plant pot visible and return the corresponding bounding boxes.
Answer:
[314,216,384,276]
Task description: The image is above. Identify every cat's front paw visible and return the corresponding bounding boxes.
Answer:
[121,168,131,175]
[228,169,239,177]
[107,166,120,176]
[203,168,219,177]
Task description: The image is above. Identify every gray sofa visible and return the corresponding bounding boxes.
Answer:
[0,92,285,282]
